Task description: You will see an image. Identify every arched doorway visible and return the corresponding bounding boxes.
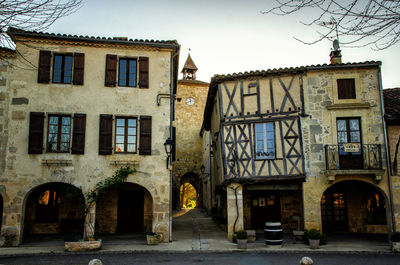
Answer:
[23,182,85,240]
[178,172,202,209]
[321,180,388,234]
[180,182,197,208]
[96,182,153,234]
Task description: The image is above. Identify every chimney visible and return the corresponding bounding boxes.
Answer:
[330,39,342,64]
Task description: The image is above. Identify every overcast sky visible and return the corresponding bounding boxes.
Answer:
[49,0,400,88]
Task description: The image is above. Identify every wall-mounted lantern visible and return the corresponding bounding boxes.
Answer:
[164,138,174,169]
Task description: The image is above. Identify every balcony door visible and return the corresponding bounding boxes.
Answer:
[337,118,363,169]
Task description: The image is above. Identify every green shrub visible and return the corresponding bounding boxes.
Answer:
[236,230,247,240]
[308,229,321,240]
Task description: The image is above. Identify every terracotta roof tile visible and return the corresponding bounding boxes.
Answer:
[384,88,400,119]
[6,27,180,49]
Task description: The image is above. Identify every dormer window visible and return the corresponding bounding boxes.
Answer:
[337,78,356,99]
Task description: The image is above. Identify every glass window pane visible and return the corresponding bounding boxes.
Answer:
[116,119,125,127]
[49,116,58,125]
[266,123,274,132]
[49,125,58,134]
[61,134,70,143]
[116,136,125,144]
[60,142,69,151]
[127,136,136,144]
[115,144,124,153]
[337,120,346,131]
[127,144,136,152]
[128,127,136,135]
[62,117,70,125]
[350,119,359,130]
[128,119,136,127]
[350,132,360,143]
[116,127,125,135]
[63,56,72,83]
[61,125,70,134]
[255,124,263,133]
[338,132,347,143]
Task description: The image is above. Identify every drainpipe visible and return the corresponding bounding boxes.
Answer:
[228,184,239,235]
[378,68,396,234]
[209,132,213,213]
[169,47,179,242]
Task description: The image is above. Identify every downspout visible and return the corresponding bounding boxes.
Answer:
[169,47,179,242]
[209,132,213,213]
[378,68,396,234]
[228,184,239,235]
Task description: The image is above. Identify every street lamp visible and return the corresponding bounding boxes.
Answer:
[164,138,173,169]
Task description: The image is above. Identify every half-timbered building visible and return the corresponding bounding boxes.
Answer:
[202,69,306,239]
[202,50,394,239]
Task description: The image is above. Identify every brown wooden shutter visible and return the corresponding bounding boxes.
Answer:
[38,51,51,83]
[139,57,149,88]
[28,112,44,154]
[73,53,85,85]
[71,113,86,154]
[105,54,117,87]
[139,116,152,155]
[337,79,356,99]
[99,114,113,154]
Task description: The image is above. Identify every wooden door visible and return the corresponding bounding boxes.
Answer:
[117,189,144,233]
[337,118,363,169]
[321,191,348,233]
[251,192,281,229]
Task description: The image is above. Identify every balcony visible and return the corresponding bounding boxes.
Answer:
[324,144,384,182]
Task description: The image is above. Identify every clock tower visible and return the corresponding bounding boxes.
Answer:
[173,53,210,211]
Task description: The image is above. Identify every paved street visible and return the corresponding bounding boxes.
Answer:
[0,252,400,265]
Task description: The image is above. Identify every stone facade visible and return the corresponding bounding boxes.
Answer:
[0,29,179,245]
[172,58,209,209]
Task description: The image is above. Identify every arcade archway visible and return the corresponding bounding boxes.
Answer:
[180,182,198,208]
[321,180,388,234]
[23,182,85,240]
[96,182,153,234]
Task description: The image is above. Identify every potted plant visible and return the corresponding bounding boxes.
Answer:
[307,229,321,249]
[236,230,248,249]
[146,232,164,245]
[391,232,400,252]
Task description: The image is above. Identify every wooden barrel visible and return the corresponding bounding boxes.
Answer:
[264,222,283,245]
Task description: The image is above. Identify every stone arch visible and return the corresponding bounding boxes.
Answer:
[320,179,389,235]
[22,182,85,242]
[179,172,202,208]
[95,182,153,234]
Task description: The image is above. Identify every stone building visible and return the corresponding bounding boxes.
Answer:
[202,48,394,239]
[0,27,179,245]
[383,87,400,232]
[172,54,209,210]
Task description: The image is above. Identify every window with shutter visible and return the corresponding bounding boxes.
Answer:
[38,51,51,83]
[47,114,71,152]
[71,113,86,154]
[73,53,85,85]
[99,114,113,154]
[118,58,137,87]
[139,57,149,88]
[115,117,137,153]
[337,78,356,99]
[139,116,152,155]
[29,112,45,154]
[52,54,73,84]
[105,55,117,87]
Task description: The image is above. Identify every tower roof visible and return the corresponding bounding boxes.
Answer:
[181,54,198,72]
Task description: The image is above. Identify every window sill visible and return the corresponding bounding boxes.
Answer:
[110,160,138,166]
[326,102,373,110]
[41,159,72,166]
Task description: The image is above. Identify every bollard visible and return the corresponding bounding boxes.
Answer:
[88,259,103,265]
[300,257,313,265]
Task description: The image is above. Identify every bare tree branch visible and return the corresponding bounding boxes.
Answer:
[262,0,400,50]
[0,0,83,49]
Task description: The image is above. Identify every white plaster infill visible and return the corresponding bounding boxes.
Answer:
[324,169,385,183]
[41,159,72,166]
[326,102,373,110]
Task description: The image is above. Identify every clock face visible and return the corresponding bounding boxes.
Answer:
[186,97,195,105]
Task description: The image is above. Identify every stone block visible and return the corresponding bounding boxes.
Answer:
[11,97,29,105]
[0,92,5,101]
[309,125,322,136]
[64,240,102,252]
[11,111,26,120]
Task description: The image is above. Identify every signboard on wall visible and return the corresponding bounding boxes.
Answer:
[343,143,360,153]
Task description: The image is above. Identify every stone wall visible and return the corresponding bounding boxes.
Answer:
[173,80,209,208]
[0,37,174,244]
[302,67,390,232]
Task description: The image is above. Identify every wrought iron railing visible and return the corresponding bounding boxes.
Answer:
[324,144,382,170]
